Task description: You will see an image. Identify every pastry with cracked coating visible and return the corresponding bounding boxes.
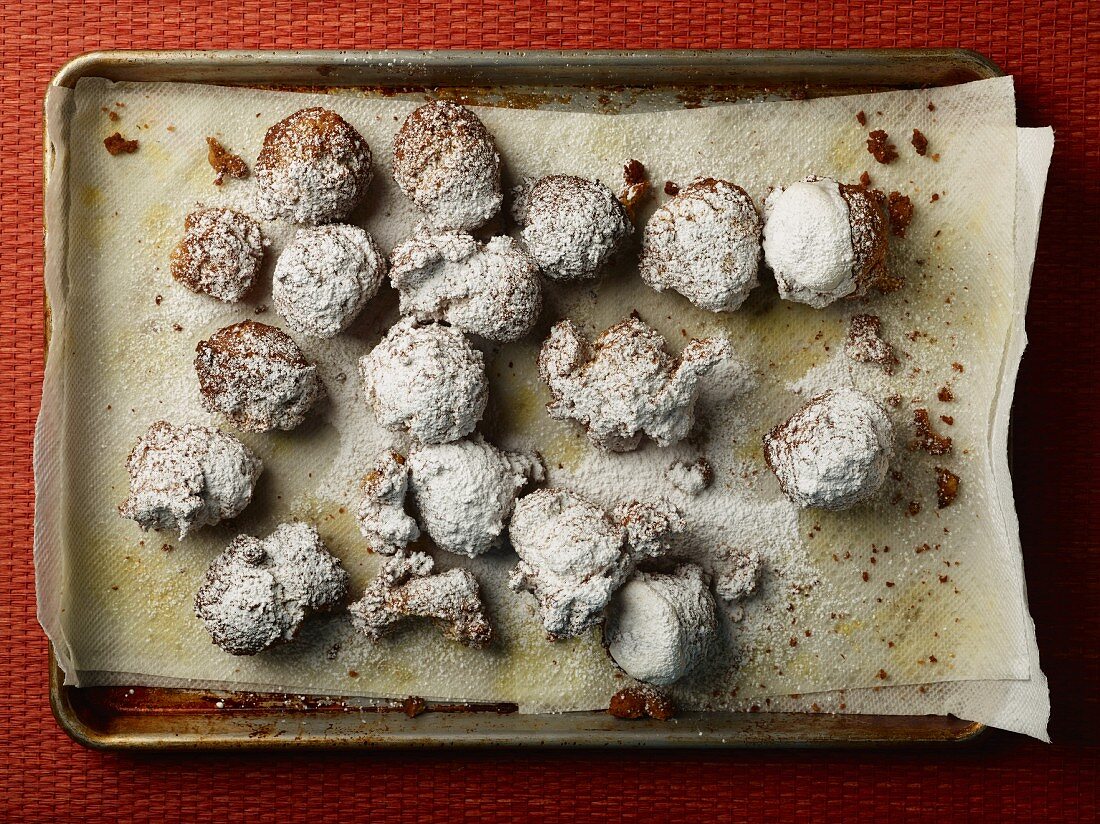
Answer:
[195,522,349,656]
[119,420,262,539]
[512,174,632,281]
[538,313,731,452]
[507,489,683,640]
[255,107,373,225]
[392,101,502,231]
[359,317,487,445]
[170,207,264,302]
[639,179,762,312]
[389,232,542,342]
[763,387,894,510]
[273,224,386,338]
[194,320,324,433]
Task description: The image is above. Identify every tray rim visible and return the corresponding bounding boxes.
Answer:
[43,47,1002,750]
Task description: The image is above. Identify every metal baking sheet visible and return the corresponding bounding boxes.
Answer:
[44,48,999,749]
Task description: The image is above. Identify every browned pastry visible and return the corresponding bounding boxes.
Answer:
[194,320,324,433]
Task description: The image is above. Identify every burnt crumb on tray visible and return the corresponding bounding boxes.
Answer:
[663,180,680,196]
[856,110,867,127]
[206,137,250,185]
[618,158,651,219]
[911,408,953,455]
[935,466,960,508]
[911,128,929,156]
[887,191,914,237]
[608,685,675,720]
[104,132,139,155]
[866,129,898,164]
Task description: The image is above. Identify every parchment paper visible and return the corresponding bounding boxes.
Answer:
[35,75,1050,738]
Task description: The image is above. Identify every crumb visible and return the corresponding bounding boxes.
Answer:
[931,193,940,202]
[911,409,953,455]
[254,304,268,315]
[952,362,964,373]
[856,110,867,126]
[663,180,680,196]
[886,393,902,408]
[161,543,174,553]
[927,102,936,111]
[845,314,897,370]
[859,170,871,188]
[618,159,651,219]
[154,294,163,305]
[938,386,954,402]
[935,466,960,508]
[887,192,914,237]
[908,500,922,516]
[402,696,427,718]
[107,110,120,122]
[876,669,889,680]
[866,130,898,164]
[608,686,675,720]
[911,129,929,156]
[940,415,954,426]
[206,137,249,185]
[104,133,139,155]
[171,323,183,332]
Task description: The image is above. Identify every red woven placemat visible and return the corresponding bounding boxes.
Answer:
[3,2,1097,820]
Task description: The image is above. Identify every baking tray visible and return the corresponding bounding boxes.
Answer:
[45,48,998,750]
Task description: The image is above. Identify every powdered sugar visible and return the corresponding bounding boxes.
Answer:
[605,564,717,686]
[538,314,732,451]
[119,420,262,539]
[389,232,542,342]
[194,522,349,656]
[392,101,502,231]
[194,320,324,432]
[513,175,632,281]
[763,387,894,510]
[349,551,492,648]
[169,207,265,302]
[359,317,487,445]
[273,224,386,338]
[355,451,420,555]
[255,107,374,226]
[408,435,544,558]
[639,179,762,312]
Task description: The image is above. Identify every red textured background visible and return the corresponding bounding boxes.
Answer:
[3,1,1097,820]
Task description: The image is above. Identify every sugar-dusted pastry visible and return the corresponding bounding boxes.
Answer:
[763,388,894,510]
[255,107,373,225]
[538,313,731,452]
[195,320,324,433]
[605,564,717,686]
[389,232,541,342]
[408,435,543,558]
[762,177,890,308]
[273,224,386,338]
[639,179,762,312]
[195,522,349,656]
[513,174,632,281]
[119,420,262,539]
[507,489,682,640]
[392,101,502,231]
[359,317,487,445]
[349,551,492,648]
[355,451,420,556]
[170,207,264,302]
